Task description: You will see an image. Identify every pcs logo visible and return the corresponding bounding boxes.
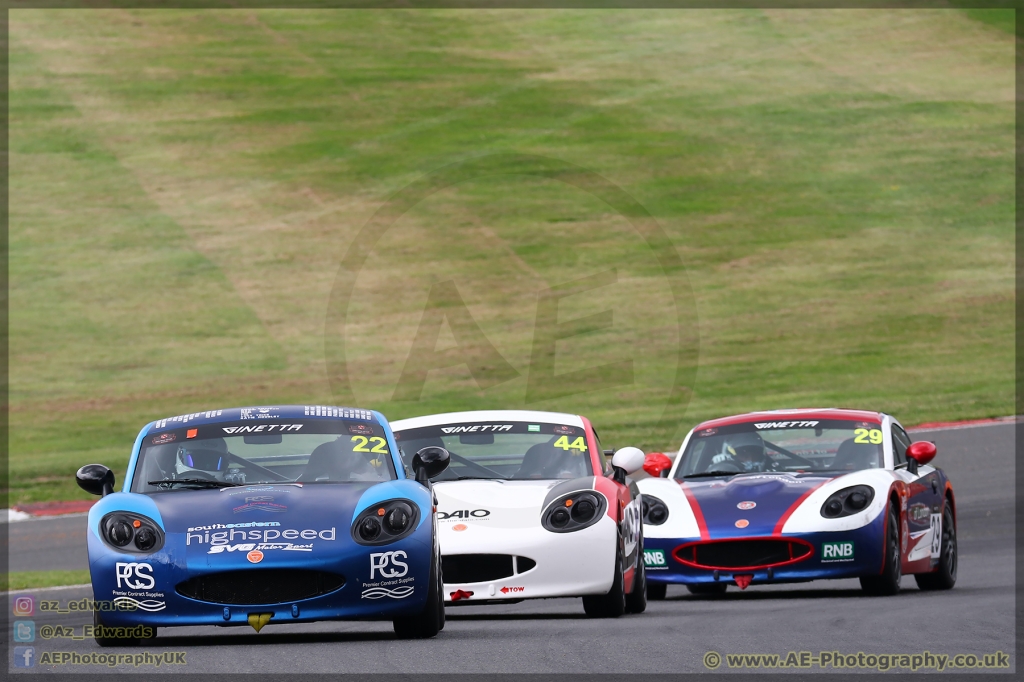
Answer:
[369,550,409,579]
[116,562,156,589]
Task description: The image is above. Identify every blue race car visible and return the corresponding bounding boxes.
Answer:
[637,409,957,598]
[75,405,450,645]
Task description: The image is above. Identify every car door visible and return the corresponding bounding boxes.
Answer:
[891,421,942,570]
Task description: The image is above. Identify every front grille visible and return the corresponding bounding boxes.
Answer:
[176,569,345,605]
[443,554,536,584]
[674,539,812,570]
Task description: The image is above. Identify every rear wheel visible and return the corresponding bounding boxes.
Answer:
[915,503,957,591]
[686,583,728,596]
[93,609,156,647]
[860,505,901,596]
[393,553,444,639]
[583,548,626,618]
[624,552,647,614]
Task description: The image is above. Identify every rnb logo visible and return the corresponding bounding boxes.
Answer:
[821,541,854,562]
[370,551,409,579]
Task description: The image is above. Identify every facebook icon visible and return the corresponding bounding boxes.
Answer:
[13,646,35,668]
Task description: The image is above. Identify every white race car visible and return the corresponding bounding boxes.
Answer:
[638,409,957,597]
[391,410,648,617]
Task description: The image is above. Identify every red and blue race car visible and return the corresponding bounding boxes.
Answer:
[637,409,956,597]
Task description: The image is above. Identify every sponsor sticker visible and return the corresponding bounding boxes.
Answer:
[553,425,576,435]
[348,423,374,435]
[438,509,490,521]
[186,429,198,439]
[821,540,855,562]
[643,549,667,569]
[528,424,540,432]
[247,550,264,564]
[452,524,468,531]
[361,585,414,600]
[500,586,524,594]
[735,519,750,529]
[232,496,287,513]
[241,407,279,420]
[440,424,513,434]
[737,501,756,510]
[699,428,718,436]
[754,421,820,429]
[222,424,303,434]
[151,433,176,445]
[115,563,155,590]
[369,551,409,579]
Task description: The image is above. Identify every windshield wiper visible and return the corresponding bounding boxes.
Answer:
[148,479,242,489]
[683,470,740,479]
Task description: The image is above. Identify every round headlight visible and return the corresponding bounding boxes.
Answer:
[571,496,597,523]
[359,517,382,541]
[108,521,133,547]
[847,492,868,511]
[385,504,412,533]
[824,499,844,517]
[642,495,670,525]
[550,508,570,528]
[134,526,157,551]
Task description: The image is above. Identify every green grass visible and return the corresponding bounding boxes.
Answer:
[4,570,92,592]
[8,9,1014,504]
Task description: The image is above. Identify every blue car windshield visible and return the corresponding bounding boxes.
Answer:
[131,419,396,492]
[675,419,885,478]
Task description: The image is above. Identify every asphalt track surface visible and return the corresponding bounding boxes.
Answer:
[4,423,1015,674]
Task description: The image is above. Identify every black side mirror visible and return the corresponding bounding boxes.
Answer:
[412,447,450,485]
[76,464,115,496]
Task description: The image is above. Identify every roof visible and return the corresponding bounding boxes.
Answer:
[695,408,884,431]
[148,405,380,432]
[391,410,584,432]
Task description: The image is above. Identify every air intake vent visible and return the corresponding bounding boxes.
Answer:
[674,539,813,570]
[176,569,345,605]
[442,554,536,584]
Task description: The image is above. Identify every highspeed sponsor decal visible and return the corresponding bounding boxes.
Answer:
[186,523,334,546]
[207,542,313,554]
[754,421,819,429]
[440,424,513,434]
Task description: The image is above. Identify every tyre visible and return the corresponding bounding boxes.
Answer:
[686,583,728,596]
[915,502,957,591]
[624,552,647,614]
[583,548,626,618]
[647,582,667,601]
[393,553,444,639]
[93,608,156,647]
[860,505,901,596]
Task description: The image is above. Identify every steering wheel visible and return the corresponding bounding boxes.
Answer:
[182,446,291,482]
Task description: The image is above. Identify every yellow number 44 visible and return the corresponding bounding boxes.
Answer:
[554,436,587,452]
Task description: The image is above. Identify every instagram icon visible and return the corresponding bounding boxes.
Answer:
[13,596,34,617]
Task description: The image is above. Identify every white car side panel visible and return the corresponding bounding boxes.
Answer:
[635,478,701,540]
[780,469,895,534]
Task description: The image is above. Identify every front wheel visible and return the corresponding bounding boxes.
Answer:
[583,548,626,618]
[624,552,647,614]
[915,503,957,591]
[860,505,901,596]
[93,609,156,647]
[393,554,444,639]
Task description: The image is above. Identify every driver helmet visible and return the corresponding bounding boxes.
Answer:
[175,437,229,476]
[724,431,767,472]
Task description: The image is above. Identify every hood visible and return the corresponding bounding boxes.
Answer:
[434,478,594,531]
[680,473,832,539]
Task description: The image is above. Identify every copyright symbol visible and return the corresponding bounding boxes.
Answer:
[704,651,721,669]
[39,624,54,639]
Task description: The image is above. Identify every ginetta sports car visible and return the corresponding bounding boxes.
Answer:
[75,405,451,644]
[637,409,956,597]
[390,410,648,618]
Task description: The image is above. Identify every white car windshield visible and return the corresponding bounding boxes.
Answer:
[131,419,397,491]
[394,421,594,480]
[676,419,885,478]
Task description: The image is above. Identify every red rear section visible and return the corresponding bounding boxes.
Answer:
[695,408,883,431]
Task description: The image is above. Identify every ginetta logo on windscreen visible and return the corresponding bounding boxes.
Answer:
[441,425,513,433]
[222,424,304,434]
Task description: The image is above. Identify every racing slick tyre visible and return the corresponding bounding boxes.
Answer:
[860,505,901,596]
[686,583,728,596]
[583,548,627,618]
[93,608,156,647]
[393,555,444,639]
[646,583,667,601]
[624,553,648,614]
[914,503,957,591]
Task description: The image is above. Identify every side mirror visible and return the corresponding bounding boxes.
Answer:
[609,447,645,483]
[643,452,673,478]
[76,464,115,497]
[906,441,936,475]
[412,446,450,485]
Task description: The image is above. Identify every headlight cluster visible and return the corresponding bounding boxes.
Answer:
[100,512,164,553]
[542,491,606,533]
[820,485,875,519]
[351,499,420,545]
[641,495,669,526]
